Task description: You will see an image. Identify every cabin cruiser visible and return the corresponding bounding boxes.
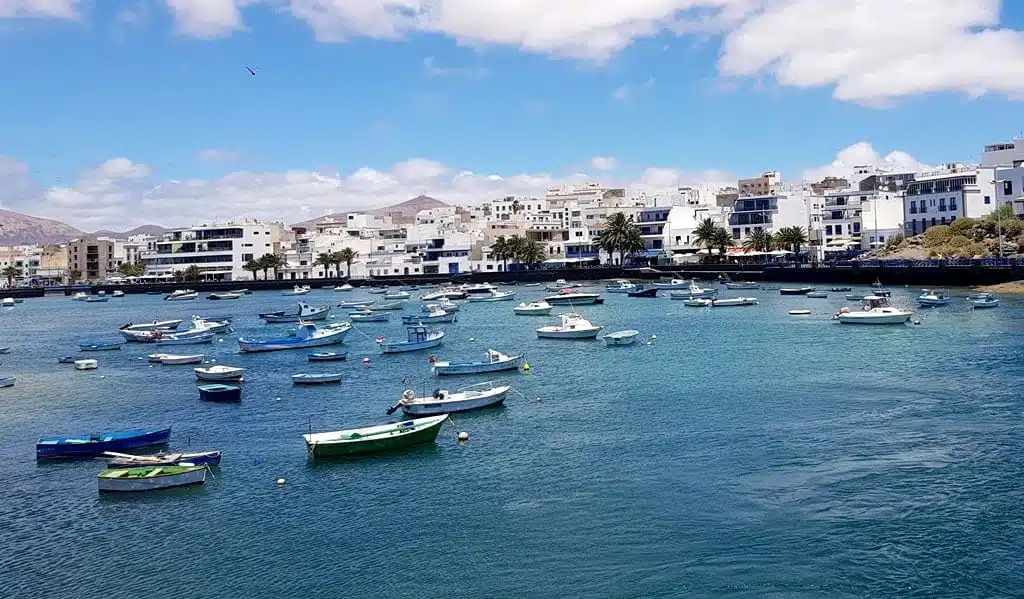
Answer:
[834,296,912,324]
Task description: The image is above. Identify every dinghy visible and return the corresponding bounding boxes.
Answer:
[37,427,172,460]
[378,325,444,353]
[603,330,640,346]
[261,302,330,323]
[57,356,76,364]
[239,321,350,353]
[291,373,343,385]
[97,465,207,493]
[401,305,456,324]
[155,332,215,346]
[431,349,524,376]
[75,359,98,370]
[303,414,448,459]
[194,365,245,381]
[104,450,222,468]
[207,292,242,300]
[0,376,15,388]
[367,301,405,311]
[513,301,552,315]
[349,310,389,322]
[78,340,123,351]
[337,300,373,309]
[159,354,204,365]
[197,384,242,402]
[390,382,511,416]
[308,351,347,362]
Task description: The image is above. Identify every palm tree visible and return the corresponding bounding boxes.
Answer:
[172,270,185,283]
[68,269,81,284]
[336,248,357,278]
[330,251,345,278]
[742,229,773,261]
[243,259,261,280]
[597,212,639,265]
[694,218,719,261]
[507,235,528,268]
[620,228,647,266]
[786,226,808,258]
[2,266,18,287]
[314,252,334,278]
[711,228,734,262]
[490,236,510,271]
[260,254,285,280]
[183,264,203,282]
[515,239,547,268]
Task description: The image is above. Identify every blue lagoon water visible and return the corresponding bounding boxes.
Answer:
[1,286,1023,598]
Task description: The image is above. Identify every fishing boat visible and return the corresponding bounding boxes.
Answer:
[181,316,231,334]
[334,283,354,292]
[337,299,374,309]
[308,351,347,362]
[1,297,15,307]
[684,298,712,307]
[834,296,912,325]
[779,287,814,295]
[194,365,245,381]
[543,291,601,305]
[0,376,15,388]
[104,450,222,468]
[158,354,204,365]
[303,414,448,459]
[870,280,892,297]
[349,310,390,322]
[461,283,497,296]
[78,340,123,351]
[281,285,312,296]
[401,305,456,324]
[383,290,411,300]
[970,293,1000,309]
[367,301,405,311]
[806,291,829,298]
[85,296,109,303]
[421,287,468,301]
[603,330,640,346]
[207,292,242,300]
[239,321,350,353]
[917,289,952,307]
[421,298,459,313]
[71,292,89,301]
[292,373,343,385]
[261,302,331,323]
[37,427,172,460]
[513,301,552,315]
[97,465,206,493]
[57,356,76,364]
[431,349,524,376]
[75,359,98,370]
[155,332,215,346]
[378,325,445,353]
[725,281,760,290]
[165,290,198,301]
[536,312,602,339]
[711,297,759,307]
[390,382,511,416]
[652,278,691,290]
[0,346,11,354]
[627,286,659,298]
[197,384,242,402]
[121,320,183,332]
[366,287,388,294]
[467,289,517,302]
[605,280,637,293]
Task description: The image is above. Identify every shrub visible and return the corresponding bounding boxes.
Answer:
[884,235,905,251]
[949,217,979,236]
[999,218,1023,239]
[922,225,952,248]
[946,235,971,248]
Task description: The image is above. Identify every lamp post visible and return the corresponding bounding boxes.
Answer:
[991,178,1006,258]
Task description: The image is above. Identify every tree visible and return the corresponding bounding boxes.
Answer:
[243,259,261,280]
[336,248,357,278]
[512,199,522,215]
[490,236,511,271]
[173,270,185,283]
[711,228,734,262]
[259,253,285,280]
[514,238,547,268]
[694,218,719,262]
[621,228,647,265]
[742,229,773,261]
[505,235,528,268]
[183,265,202,282]
[2,266,18,287]
[117,262,146,277]
[597,212,641,265]
[68,269,82,284]
[314,252,334,278]
[782,226,808,257]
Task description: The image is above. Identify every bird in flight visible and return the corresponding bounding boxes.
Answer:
[246,66,258,76]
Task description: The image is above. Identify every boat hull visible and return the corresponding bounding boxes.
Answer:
[536,328,601,339]
[779,289,813,295]
[544,295,600,305]
[836,314,910,324]
[308,352,347,362]
[401,390,508,416]
[292,374,343,385]
[238,327,349,353]
[106,451,222,469]
[304,416,447,458]
[198,384,242,402]
[604,331,639,345]
[972,300,999,309]
[513,307,552,315]
[37,427,172,460]
[194,367,245,381]
[98,466,206,492]
[380,336,444,353]
[433,354,524,375]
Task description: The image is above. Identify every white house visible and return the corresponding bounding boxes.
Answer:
[140,220,284,281]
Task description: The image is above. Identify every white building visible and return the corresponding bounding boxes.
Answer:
[903,165,976,237]
[726,187,811,243]
[140,221,284,281]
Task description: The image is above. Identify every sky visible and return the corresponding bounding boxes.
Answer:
[1,0,1024,230]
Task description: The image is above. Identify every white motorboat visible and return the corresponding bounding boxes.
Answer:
[603,330,640,346]
[461,283,497,296]
[111,290,125,297]
[513,301,552,315]
[468,290,516,302]
[724,281,760,290]
[711,297,758,307]
[384,290,412,300]
[391,382,511,416]
[349,310,390,322]
[669,281,717,299]
[806,291,829,298]
[71,292,89,301]
[207,292,242,300]
[421,298,460,313]
[421,287,468,301]
[683,298,712,307]
[605,280,637,293]
[834,296,912,325]
[121,320,183,332]
[165,289,198,301]
[653,279,691,290]
[159,354,204,365]
[338,300,374,309]
[262,302,331,323]
[75,359,98,370]
[536,312,602,339]
[544,279,581,292]
[282,285,312,296]
[917,289,952,307]
[970,293,1000,309]
[334,284,354,292]
[401,305,456,324]
[1,298,14,307]
[194,364,246,381]
[543,291,601,305]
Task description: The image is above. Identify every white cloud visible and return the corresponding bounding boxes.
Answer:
[803,142,933,181]
[0,0,78,19]
[198,148,243,162]
[422,56,488,78]
[164,0,250,37]
[612,77,655,101]
[591,156,617,170]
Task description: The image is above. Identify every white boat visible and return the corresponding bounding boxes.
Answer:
[239,321,350,353]
[368,301,405,311]
[0,376,15,388]
[337,300,374,309]
[421,298,460,313]
[97,465,207,493]
[806,291,829,298]
[461,283,497,296]
[1,298,14,307]
[653,279,691,290]
[605,280,637,293]
[401,305,456,324]
[85,296,109,303]
[262,302,330,323]
[421,287,467,301]
[111,290,125,297]
[834,296,912,325]
[668,281,717,299]
[159,354,204,365]
[291,373,343,385]
[282,285,312,296]
[468,290,516,302]
[392,382,511,416]
[513,301,552,315]
[543,292,601,305]
[349,310,390,322]
[121,320,183,332]
[603,330,639,346]
[432,349,524,376]
[544,279,581,292]
[75,359,98,370]
[155,332,215,346]
[970,293,1000,309]
[378,325,445,353]
[683,298,712,307]
[207,292,242,300]
[71,292,89,301]
[536,312,602,339]
[917,289,952,307]
[194,365,246,381]
[725,281,759,290]
[334,284,354,292]
[366,287,388,294]
[711,297,758,307]
[165,289,198,301]
[383,290,411,300]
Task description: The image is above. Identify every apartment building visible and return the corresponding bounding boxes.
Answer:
[140,221,283,281]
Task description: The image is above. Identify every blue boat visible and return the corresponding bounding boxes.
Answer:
[308,351,347,362]
[238,322,351,353]
[36,427,172,460]
[57,356,76,364]
[78,340,123,351]
[155,332,215,346]
[104,449,222,468]
[378,325,445,354]
[431,349,524,376]
[291,373,343,385]
[197,384,242,402]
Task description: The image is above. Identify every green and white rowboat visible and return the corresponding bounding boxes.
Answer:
[303,414,448,459]
[97,464,207,492]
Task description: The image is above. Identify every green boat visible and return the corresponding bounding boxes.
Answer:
[303,414,448,459]
[97,464,207,492]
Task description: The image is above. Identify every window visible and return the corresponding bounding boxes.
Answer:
[931,218,936,227]
[919,202,927,214]
[950,198,957,211]
[910,200,917,214]
[825,225,833,235]
[984,195,991,205]
[1003,181,1013,196]
[879,236,885,242]
[938,198,946,211]
[941,217,946,224]
[835,224,843,235]
[242,253,253,262]
[853,222,860,233]
[732,228,740,238]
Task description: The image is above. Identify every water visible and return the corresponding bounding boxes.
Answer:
[2,285,1023,598]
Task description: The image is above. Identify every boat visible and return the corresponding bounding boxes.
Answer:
[292,373,343,385]
[383,290,411,300]
[834,296,912,325]
[870,280,892,297]
[668,282,718,300]
[349,310,390,322]
[0,346,11,354]
[120,320,183,332]
[523,283,542,287]
[779,287,814,295]
[544,279,581,292]
[401,305,456,324]
[97,465,206,493]
[431,349,524,376]
[513,301,552,315]
[334,283,354,292]
[281,285,312,296]
[845,293,869,301]
[390,382,510,416]
[626,286,659,298]
[78,340,123,351]
[461,283,497,296]
[262,302,331,323]
[543,291,601,305]
[207,292,242,300]
[111,290,125,297]
[830,287,852,292]
[605,280,637,293]
[159,354,204,365]
[970,293,1000,309]
[337,300,374,309]
[725,281,760,290]
[789,309,811,315]
[303,414,448,459]
[367,301,405,311]
[197,384,242,402]
[75,359,98,370]
[379,325,445,353]
[155,332,215,346]
[684,298,712,307]
[239,321,350,353]
[536,312,602,339]
[37,427,172,460]
[258,310,285,319]
[308,351,347,362]
[57,356,76,364]
[194,365,246,381]
[421,298,459,313]
[603,330,640,346]
[652,278,691,290]
[1,297,15,307]
[231,289,252,295]
[165,290,198,301]
[917,289,952,307]
[104,450,222,468]
[146,291,163,295]
[711,297,759,307]
[71,292,89,301]
[366,287,388,294]
[181,316,231,334]
[467,290,517,302]
[0,376,15,388]
[85,296,109,303]
[421,287,468,301]
[119,328,167,342]
[147,353,170,363]
[806,291,829,298]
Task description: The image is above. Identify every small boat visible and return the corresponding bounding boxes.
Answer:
[338,300,374,309]
[513,301,552,315]
[845,293,868,302]
[165,290,198,301]
[605,280,637,293]
[725,281,760,290]
[917,289,952,307]
[806,291,829,298]
[334,284,354,292]
[146,291,163,295]
[37,427,172,460]
[684,298,712,307]
[0,346,11,354]
[71,292,89,301]
[366,287,388,294]
[111,290,125,297]
[194,365,246,381]
[461,283,497,296]
[75,359,98,370]
[0,376,15,388]
[779,287,814,295]
[258,310,285,319]
[523,283,542,287]
[104,450,222,468]
[201,314,234,322]
[402,305,456,324]
[536,312,602,339]
[421,287,468,301]
[349,310,390,322]
[830,287,852,292]
[367,300,405,311]
[543,279,580,292]
[603,330,640,346]
[304,414,448,459]
[1,298,15,307]
[57,356,76,364]
[669,282,718,300]
[467,290,516,302]
[431,349,524,376]
[543,292,601,305]
[239,321,350,353]
[379,325,445,354]
[230,289,251,295]
[148,353,170,363]
[390,382,511,416]
[789,309,811,315]
[308,351,347,362]
[711,297,759,307]
[121,320,183,332]
[870,280,892,297]
[627,287,658,298]
[652,278,691,290]
[834,296,911,325]
[383,290,411,300]
[261,302,331,323]
[85,296,109,303]
[155,332,215,346]
[78,340,123,351]
[97,465,206,493]
[281,285,312,296]
[207,292,242,300]
[197,384,242,402]
[970,293,1000,309]
[292,373,343,385]
[421,298,459,313]
[159,354,204,365]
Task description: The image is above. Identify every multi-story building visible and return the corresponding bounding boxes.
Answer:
[545,183,627,210]
[67,236,120,281]
[738,171,781,198]
[726,187,811,244]
[140,221,283,281]
[903,164,977,237]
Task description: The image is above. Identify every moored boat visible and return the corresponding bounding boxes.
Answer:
[261,302,330,323]
[194,365,245,381]
[303,414,448,459]
[378,325,445,353]
[367,301,405,311]
[834,296,911,325]
[401,305,456,324]
[349,310,390,322]
[239,321,350,353]
[626,286,658,298]
[75,359,98,370]
[536,312,602,339]
[71,292,89,301]
[725,281,760,290]
[197,384,242,402]
[57,356,76,364]
[383,290,411,300]
[155,332,215,346]
[308,351,347,362]
[605,279,637,293]
[159,354,204,365]
[513,301,552,315]
[421,298,459,313]
[37,427,172,460]
[78,340,123,351]
[603,330,640,346]
[120,320,183,332]
[467,289,517,302]
[652,278,690,290]
[543,291,601,305]
[85,296,109,303]
[779,287,814,295]
[0,376,15,388]
[97,465,206,493]
[104,450,222,468]
[970,293,1000,309]
[207,292,242,300]
[281,285,312,296]
[390,382,510,416]
[337,300,373,309]
[431,349,524,376]
[165,290,198,301]
[291,373,343,385]
[334,283,354,292]
[806,291,829,298]
[366,287,388,294]
[917,289,952,307]
[711,297,759,307]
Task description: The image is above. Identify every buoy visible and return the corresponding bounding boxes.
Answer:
[522,363,530,371]
[276,478,286,485]
[218,339,224,343]
[913,319,921,325]
[100,375,106,379]
[457,431,469,441]
[536,396,542,402]
[650,335,657,340]
[469,337,475,342]
[149,364,154,368]
[275,397,281,401]
[210,358,216,363]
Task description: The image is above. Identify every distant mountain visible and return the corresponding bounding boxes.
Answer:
[93,225,169,238]
[291,195,450,229]
[0,208,83,245]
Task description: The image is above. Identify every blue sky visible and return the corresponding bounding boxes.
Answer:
[1,0,1023,229]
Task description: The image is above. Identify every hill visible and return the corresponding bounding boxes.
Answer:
[93,225,169,238]
[859,208,1022,260]
[291,195,449,229]
[0,208,83,245]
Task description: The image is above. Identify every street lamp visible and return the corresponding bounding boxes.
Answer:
[991,178,1006,258]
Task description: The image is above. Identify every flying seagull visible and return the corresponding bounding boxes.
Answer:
[246,66,258,76]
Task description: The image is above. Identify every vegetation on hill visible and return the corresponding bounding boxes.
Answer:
[865,206,1022,260]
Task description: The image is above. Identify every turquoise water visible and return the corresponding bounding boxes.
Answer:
[2,286,1023,598]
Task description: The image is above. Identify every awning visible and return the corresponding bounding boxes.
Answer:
[542,257,598,264]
